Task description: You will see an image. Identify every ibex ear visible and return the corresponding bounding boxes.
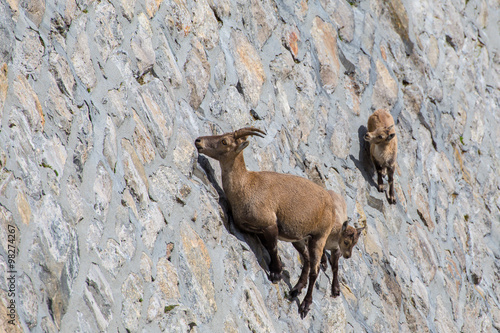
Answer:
[342,220,349,233]
[356,226,365,234]
[235,140,249,154]
[386,124,394,131]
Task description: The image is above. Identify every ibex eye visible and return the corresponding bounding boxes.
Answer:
[221,139,228,145]
[378,135,383,140]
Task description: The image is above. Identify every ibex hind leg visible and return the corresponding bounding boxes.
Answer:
[290,240,309,298]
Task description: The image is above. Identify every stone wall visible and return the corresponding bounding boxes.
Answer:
[0,0,499,332]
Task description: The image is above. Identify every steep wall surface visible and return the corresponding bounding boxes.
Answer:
[0,0,499,331]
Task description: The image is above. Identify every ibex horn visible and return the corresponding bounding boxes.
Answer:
[233,127,266,139]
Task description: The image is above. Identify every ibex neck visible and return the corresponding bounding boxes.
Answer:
[220,153,249,197]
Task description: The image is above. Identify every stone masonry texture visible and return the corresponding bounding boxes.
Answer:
[0,0,499,332]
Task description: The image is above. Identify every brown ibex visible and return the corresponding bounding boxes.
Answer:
[290,190,364,298]
[364,109,398,204]
[195,127,336,318]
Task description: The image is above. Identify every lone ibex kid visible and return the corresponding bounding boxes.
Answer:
[364,109,398,204]
[195,127,336,318]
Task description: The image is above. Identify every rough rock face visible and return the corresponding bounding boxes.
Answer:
[0,0,499,332]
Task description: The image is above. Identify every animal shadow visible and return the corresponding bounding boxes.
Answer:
[349,125,377,189]
[196,155,293,289]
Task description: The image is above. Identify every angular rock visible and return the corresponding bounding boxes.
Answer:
[147,256,181,322]
[121,273,144,332]
[239,278,274,333]
[120,0,136,21]
[140,252,153,281]
[92,162,112,218]
[49,50,76,97]
[407,225,437,284]
[231,29,266,107]
[0,1,15,63]
[72,108,94,180]
[94,1,123,62]
[13,74,44,132]
[320,0,355,42]
[13,29,44,77]
[180,222,217,322]
[84,264,114,331]
[192,0,219,49]
[121,138,149,206]
[311,17,340,93]
[372,59,398,109]
[136,79,174,158]
[131,13,155,75]
[132,110,156,164]
[44,75,74,139]
[172,127,196,176]
[16,186,31,225]
[71,17,97,90]
[208,0,230,19]
[145,0,162,18]
[20,0,45,27]
[184,38,210,109]
[18,273,39,329]
[155,32,183,88]
[103,116,118,170]
[98,238,126,277]
[149,165,192,218]
[138,202,165,252]
[239,0,278,49]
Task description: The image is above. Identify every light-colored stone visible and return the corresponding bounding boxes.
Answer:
[132,110,156,164]
[94,1,124,62]
[121,138,149,206]
[239,0,277,49]
[84,264,114,332]
[311,17,340,93]
[138,202,165,252]
[320,0,355,42]
[131,13,155,75]
[231,29,266,107]
[121,273,143,332]
[145,0,162,18]
[239,278,274,333]
[13,75,44,132]
[192,0,219,49]
[93,162,112,217]
[155,32,183,88]
[180,222,217,321]
[20,0,45,26]
[71,17,97,90]
[373,59,398,109]
[184,39,210,109]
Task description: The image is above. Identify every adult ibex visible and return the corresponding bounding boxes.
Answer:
[195,127,336,318]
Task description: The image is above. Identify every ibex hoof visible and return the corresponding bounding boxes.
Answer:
[331,288,340,298]
[377,185,384,193]
[289,288,300,298]
[269,271,282,283]
[389,196,396,204]
[298,300,311,319]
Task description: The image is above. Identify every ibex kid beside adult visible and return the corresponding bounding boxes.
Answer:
[195,127,336,318]
[364,109,398,204]
[290,190,364,299]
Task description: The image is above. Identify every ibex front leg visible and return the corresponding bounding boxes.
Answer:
[298,235,326,319]
[258,224,282,283]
